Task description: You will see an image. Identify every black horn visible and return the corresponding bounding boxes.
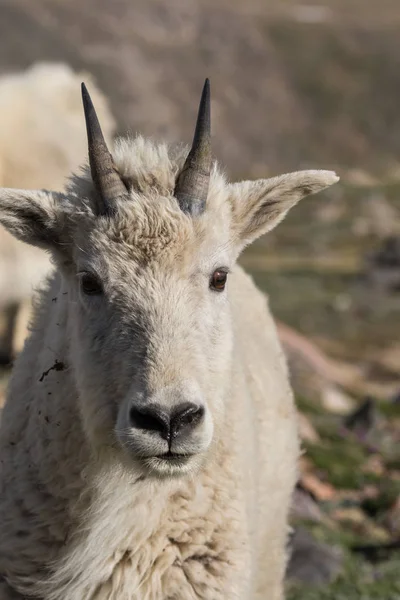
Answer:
[174,79,211,216]
[81,83,126,215]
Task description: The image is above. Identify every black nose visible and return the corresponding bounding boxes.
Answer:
[171,402,205,439]
[129,402,204,442]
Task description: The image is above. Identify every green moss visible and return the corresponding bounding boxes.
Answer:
[287,522,400,598]
[304,441,372,489]
[287,552,400,600]
[362,480,400,518]
[296,395,327,417]
[378,402,400,419]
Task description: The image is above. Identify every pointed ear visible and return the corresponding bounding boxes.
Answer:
[0,188,69,251]
[228,170,339,248]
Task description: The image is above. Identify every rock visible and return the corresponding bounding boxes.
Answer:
[290,486,323,523]
[370,236,400,268]
[344,397,377,435]
[322,385,355,415]
[332,506,366,525]
[365,236,400,292]
[392,390,400,404]
[362,455,385,477]
[300,473,336,502]
[286,526,343,585]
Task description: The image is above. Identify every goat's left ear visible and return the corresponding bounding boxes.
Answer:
[228,170,339,248]
[0,188,69,251]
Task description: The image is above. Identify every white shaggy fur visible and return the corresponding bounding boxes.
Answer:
[0,63,115,354]
[0,131,338,599]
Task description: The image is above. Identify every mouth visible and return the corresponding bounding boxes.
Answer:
[143,452,197,477]
[156,451,193,461]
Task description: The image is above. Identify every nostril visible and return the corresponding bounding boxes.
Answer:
[171,403,205,438]
[129,405,170,440]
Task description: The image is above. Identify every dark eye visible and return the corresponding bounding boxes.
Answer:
[210,269,228,292]
[80,273,103,296]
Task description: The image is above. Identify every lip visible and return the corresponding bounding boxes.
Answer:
[155,452,194,461]
[142,452,197,477]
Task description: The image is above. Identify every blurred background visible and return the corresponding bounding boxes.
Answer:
[0,1,399,598]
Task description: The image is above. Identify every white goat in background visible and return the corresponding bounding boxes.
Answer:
[0,62,115,358]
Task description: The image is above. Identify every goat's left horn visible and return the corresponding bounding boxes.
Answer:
[174,78,211,216]
[81,83,126,215]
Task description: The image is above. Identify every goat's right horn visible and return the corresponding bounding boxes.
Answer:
[174,78,211,216]
[81,83,126,215]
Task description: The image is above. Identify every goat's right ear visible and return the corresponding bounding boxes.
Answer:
[228,170,339,250]
[0,189,68,251]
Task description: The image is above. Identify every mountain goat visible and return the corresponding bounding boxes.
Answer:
[0,79,339,599]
